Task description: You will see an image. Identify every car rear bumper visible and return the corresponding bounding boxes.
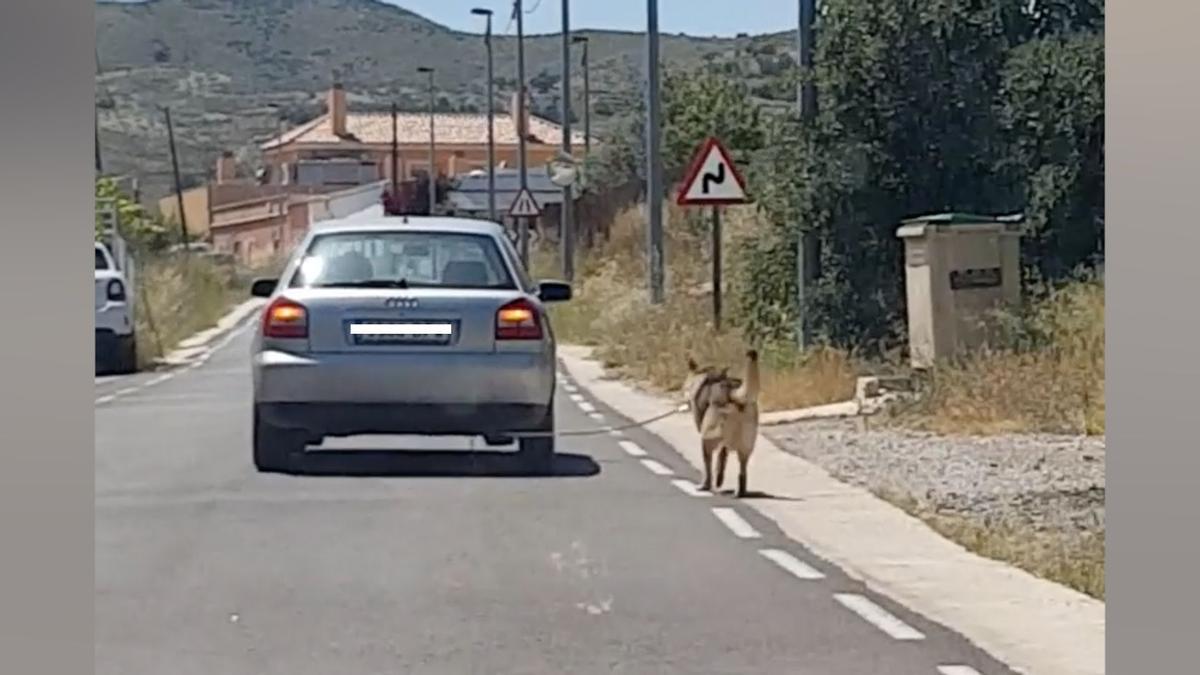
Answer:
[95,302,133,336]
[252,348,556,407]
[258,402,552,437]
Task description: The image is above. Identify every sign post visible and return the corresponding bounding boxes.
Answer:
[675,136,749,330]
[508,187,542,265]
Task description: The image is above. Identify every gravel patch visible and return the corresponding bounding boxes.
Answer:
[763,419,1106,546]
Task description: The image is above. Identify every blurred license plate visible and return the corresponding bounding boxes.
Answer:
[348,321,454,346]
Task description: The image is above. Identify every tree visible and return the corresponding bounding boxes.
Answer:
[997,30,1104,281]
[661,69,765,182]
[95,177,168,251]
[738,0,1023,349]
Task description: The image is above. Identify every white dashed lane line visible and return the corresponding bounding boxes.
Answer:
[671,479,708,497]
[711,507,762,539]
[640,459,674,476]
[577,401,597,414]
[833,593,926,641]
[618,440,648,457]
[587,412,605,422]
[96,395,115,405]
[758,548,825,580]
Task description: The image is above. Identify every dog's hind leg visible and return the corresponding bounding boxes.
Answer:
[715,445,730,490]
[735,448,751,498]
[699,438,719,492]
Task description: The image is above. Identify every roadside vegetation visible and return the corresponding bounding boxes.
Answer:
[533,0,1105,597]
[96,177,253,369]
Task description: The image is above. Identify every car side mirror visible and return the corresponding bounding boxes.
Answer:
[250,278,278,298]
[537,280,572,303]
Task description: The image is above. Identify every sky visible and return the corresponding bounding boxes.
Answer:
[387,0,796,38]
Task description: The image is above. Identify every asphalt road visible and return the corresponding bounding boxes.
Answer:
[96,323,1017,675]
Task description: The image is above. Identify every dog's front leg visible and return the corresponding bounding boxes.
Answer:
[699,438,718,492]
[715,445,729,491]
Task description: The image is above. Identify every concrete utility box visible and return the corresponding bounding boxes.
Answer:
[897,213,1024,370]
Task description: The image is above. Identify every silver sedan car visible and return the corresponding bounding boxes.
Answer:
[248,217,572,473]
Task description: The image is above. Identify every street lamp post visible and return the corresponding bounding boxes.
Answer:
[645,0,664,304]
[795,0,817,349]
[572,35,591,157]
[471,7,497,222]
[559,0,575,282]
[417,66,437,214]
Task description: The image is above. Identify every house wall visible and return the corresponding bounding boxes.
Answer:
[157,186,210,239]
[264,144,570,185]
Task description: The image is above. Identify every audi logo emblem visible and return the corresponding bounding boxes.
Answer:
[384,297,419,309]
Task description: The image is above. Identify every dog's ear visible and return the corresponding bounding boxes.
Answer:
[686,356,700,373]
[746,349,759,362]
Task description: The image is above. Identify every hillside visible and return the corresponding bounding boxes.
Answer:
[96,0,792,199]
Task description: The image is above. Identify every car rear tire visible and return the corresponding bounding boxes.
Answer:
[253,406,303,473]
[114,334,138,374]
[517,407,555,475]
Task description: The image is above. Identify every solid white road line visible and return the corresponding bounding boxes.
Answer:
[711,507,762,539]
[640,459,674,476]
[618,440,647,457]
[833,593,926,641]
[758,548,825,580]
[671,479,707,497]
[936,667,982,675]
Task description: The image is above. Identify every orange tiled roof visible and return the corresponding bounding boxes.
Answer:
[261,111,588,150]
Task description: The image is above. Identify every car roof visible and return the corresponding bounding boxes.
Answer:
[309,216,507,238]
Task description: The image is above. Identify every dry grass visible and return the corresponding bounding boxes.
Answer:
[534,203,858,411]
[891,278,1105,436]
[878,487,1105,599]
[133,254,250,368]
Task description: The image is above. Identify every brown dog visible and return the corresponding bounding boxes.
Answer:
[684,350,761,498]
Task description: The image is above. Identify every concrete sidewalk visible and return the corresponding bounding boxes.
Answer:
[558,344,1105,675]
[157,298,265,366]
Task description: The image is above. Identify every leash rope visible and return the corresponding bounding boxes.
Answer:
[506,403,691,439]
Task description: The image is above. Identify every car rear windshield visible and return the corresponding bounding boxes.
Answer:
[289,230,516,290]
[95,247,109,270]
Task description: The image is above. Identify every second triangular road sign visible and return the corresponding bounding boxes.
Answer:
[509,188,542,218]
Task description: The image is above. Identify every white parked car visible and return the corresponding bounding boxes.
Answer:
[95,241,137,374]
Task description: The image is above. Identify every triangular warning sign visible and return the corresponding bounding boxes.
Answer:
[508,188,542,218]
[676,137,749,206]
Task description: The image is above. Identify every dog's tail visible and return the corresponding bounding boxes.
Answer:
[731,349,760,406]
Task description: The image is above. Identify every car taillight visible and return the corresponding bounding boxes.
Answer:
[263,297,308,339]
[495,299,542,340]
[106,279,126,302]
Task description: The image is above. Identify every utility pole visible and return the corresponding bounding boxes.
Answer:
[573,35,591,157]
[645,0,664,304]
[95,109,103,174]
[472,8,498,222]
[163,106,189,249]
[795,0,817,348]
[418,67,437,214]
[514,0,531,265]
[390,102,399,200]
[559,0,575,282]
[95,48,104,174]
